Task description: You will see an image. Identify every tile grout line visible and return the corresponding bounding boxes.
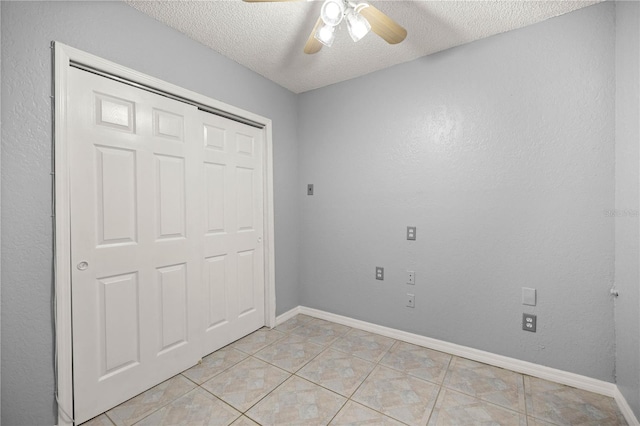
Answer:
[104,412,118,426]
[240,371,295,420]
[230,328,289,357]
[126,378,198,426]
[196,381,247,423]
[325,398,350,425]
[252,330,328,374]
[188,349,250,384]
[424,382,445,425]
[217,354,292,415]
[422,350,455,425]
[338,335,414,425]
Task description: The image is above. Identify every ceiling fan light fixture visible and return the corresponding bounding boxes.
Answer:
[320,0,345,26]
[345,9,371,42]
[315,23,336,47]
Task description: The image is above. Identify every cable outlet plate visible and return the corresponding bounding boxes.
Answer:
[307,184,314,196]
[375,267,384,280]
[406,293,415,308]
[523,313,536,332]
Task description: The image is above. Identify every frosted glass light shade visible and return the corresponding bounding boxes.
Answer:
[320,0,345,26]
[315,24,336,47]
[346,10,371,42]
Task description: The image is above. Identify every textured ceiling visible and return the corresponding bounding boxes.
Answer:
[124,0,600,93]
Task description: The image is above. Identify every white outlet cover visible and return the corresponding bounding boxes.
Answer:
[407,270,415,285]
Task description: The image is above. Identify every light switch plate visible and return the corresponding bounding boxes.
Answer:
[307,184,314,196]
[522,287,536,306]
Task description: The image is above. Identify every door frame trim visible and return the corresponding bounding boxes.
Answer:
[53,42,277,426]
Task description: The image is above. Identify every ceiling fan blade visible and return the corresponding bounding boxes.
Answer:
[304,18,323,54]
[359,5,407,45]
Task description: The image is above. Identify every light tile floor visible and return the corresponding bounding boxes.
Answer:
[82,315,627,426]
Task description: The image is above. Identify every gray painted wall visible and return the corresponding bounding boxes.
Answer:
[298,2,616,382]
[615,0,640,418]
[3,0,639,424]
[1,2,300,424]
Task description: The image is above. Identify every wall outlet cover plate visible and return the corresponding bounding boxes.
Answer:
[406,293,415,308]
[407,226,416,240]
[523,313,537,332]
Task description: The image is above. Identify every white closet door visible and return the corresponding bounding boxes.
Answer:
[199,111,265,354]
[68,68,203,423]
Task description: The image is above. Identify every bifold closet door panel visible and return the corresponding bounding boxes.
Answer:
[68,67,203,424]
[199,110,265,355]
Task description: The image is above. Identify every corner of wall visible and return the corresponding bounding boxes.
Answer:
[613,0,640,419]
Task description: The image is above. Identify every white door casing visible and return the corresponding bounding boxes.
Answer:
[55,43,276,426]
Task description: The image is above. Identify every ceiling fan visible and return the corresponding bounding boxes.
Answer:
[243,0,408,54]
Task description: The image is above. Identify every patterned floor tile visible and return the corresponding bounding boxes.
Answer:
[135,388,240,426]
[81,414,115,426]
[380,341,452,384]
[291,319,352,346]
[275,314,315,333]
[106,375,196,426]
[182,347,248,384]
[254,334,325,372]
[297,348,376,397]
[330,329,396,362]
[230,328,286,354]
[246,376,346,425]
[527,416,558,426]
[230,416,259,425]
[427,388,527,426]
[330,400,405,425]
[443,356,525,412]
[88,319,628,426]
[524,376,627,425]
[352,365,440,426]
[201,357,290,412]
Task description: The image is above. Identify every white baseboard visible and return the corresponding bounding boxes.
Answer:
[614,387,640,426]
[275,305,302,325]
[276,305,638,424]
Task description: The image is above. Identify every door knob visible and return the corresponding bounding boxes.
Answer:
[77,261,89,271]
[257,237,262,243]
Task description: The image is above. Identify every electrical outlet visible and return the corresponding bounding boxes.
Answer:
[522,313,536,332]
[307,184,314,195]
[376,267,384,280]
[407,270,415,285]
[407,226,416,240]
[406,293,415,308]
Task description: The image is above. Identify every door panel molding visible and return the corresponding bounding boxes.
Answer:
[54,42,276,426]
